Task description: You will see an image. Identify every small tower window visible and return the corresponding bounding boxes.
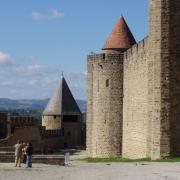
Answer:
[54,115,56,119]
[102,53,105,59]
[106,79,109,87]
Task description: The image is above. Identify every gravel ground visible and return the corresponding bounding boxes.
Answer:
[0,162,180,180]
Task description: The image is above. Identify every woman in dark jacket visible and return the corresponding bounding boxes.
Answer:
[26,142,33,168]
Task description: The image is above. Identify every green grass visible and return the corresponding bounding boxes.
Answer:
[154,157,180,162]
[79,157,180,163]
[80,157,150,163]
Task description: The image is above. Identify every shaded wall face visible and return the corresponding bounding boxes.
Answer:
[62,116,82,148]
[42,115,61,130]
[0,113,9,138]
[43,137,65,151]
[5,127,42,152]
[122,39,149,159]
[10,116,38,134]
[169,0,180,156]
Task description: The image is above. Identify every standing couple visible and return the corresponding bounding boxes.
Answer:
[14,140,33,168]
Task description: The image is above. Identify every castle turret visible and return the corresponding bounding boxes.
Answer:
[149,0,180,159]
[42,75,81,130]
[102,16,136,52]
[87,17,136,157]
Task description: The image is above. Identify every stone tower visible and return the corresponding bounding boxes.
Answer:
[87,0,180,160]
[149,0,180,159]
[42,75,81,130]
[87,17,136,157]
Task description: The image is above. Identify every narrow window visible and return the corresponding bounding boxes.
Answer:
[106,79,109,87]
[102,53,105,59]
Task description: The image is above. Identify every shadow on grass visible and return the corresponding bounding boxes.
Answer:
[79,157,180,163]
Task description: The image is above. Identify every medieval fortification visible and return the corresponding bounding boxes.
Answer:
[87,0,180,160]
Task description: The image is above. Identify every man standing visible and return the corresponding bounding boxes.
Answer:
[26,142,33,168]
[14,140,23,167]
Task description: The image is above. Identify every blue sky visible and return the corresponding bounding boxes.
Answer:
[0,0,148,100]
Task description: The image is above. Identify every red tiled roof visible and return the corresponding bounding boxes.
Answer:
[102,16,136,50]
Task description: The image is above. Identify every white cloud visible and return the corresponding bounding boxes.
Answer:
[0,52,14,66]
[51,8,64,18]
[64,72,87,99]
[28,79,39,86]
[27,77,57,87]
[0,53,86,99]
[31,9,64,21]
[0,81,14,86]
[14,64,60,75]
[31,11,48,21]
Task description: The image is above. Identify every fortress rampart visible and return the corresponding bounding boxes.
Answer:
[124,37,148,59]
[123,37,149,158]
[87,0,180,160]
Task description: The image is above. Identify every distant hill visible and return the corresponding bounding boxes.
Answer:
[0,98,86,112]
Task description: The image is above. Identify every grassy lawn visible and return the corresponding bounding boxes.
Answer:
[79,157,180,163]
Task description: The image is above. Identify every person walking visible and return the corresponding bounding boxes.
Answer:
[26,142,33,168]
[14,140,23,167]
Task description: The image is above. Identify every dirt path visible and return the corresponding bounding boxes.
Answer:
[0,161,180,180]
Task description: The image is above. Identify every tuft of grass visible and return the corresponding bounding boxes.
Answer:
[79,157,180,163]
[153,157,180,162]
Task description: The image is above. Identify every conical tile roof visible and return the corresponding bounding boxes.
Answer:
[43,76,81,116]
[102,16,136,50]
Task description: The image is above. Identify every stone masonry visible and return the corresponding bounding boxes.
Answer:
[87,53,123,157]
[122,38,149,159]
[87,0,180,159]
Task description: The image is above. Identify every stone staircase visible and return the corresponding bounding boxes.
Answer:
[0,152,65,165]
[0,146,14,152]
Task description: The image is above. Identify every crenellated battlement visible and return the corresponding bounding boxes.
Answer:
[124,36,149,60]
[88,53,124,62]
[10,116,38,127]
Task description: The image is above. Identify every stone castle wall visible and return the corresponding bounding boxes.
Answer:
[11,116,38,127]
[122,37,150,159]
[87,53,123,157]
[122,0,180,160]
[86,55,94,156]
[87,0,180,160]
[148,0,180,159]
[148,0,171,160]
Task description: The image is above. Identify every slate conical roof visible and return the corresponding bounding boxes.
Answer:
[102,16,136,50]
[43,76,81,116]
